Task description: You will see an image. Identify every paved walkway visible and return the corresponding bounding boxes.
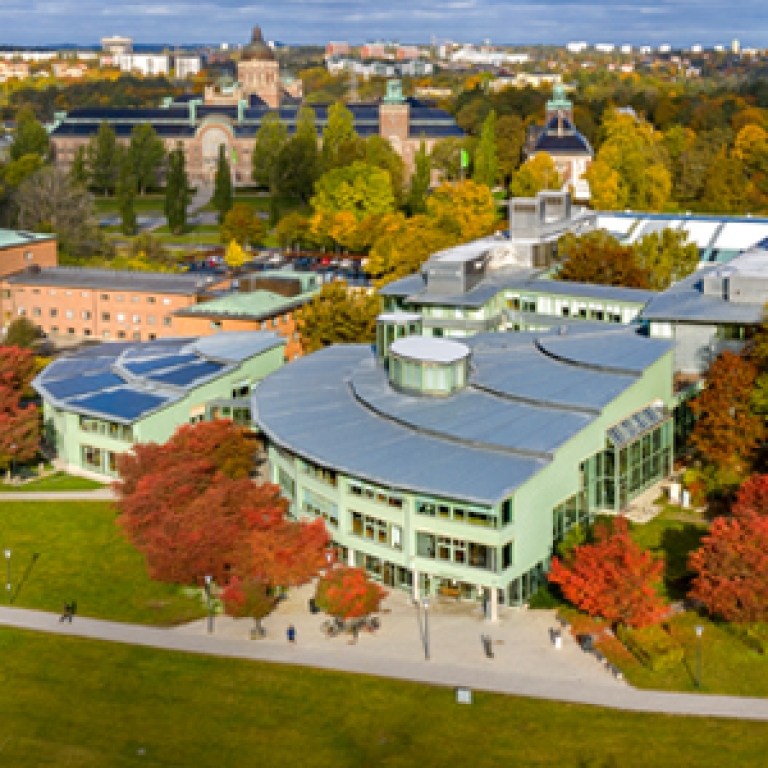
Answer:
[0,488,116,501]
[2,586,768,721]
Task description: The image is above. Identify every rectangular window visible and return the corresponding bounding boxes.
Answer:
[147,296,156,304]
[101,294,109,301]
[102,312,110,322]
[131,296,140,303]
[116,295,124,302]
[32,307,41,317]
[132,315,141,323]
[117,331,126,339]
[81,445,102,471]
[82,310,91,320]
[49,308,58,317]
[116,313,125,322]
[65,310,74,319]
[163,317,172,327]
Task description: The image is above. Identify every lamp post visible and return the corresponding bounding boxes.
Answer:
[422,597,430,661]
[695,625,704,689]
[4,549,11,595]
[204,575,214,634]
[9,443,16,481]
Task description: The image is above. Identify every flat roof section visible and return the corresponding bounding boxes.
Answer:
[390,337,470,365]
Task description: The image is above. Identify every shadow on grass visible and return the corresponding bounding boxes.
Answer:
[659,524,706,600]
[10,552,40,605]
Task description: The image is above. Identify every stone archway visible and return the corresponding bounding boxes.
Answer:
[201,125,231,184]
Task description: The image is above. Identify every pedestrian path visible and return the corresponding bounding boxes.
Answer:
[0,488,116,501]
[2,600,768,721]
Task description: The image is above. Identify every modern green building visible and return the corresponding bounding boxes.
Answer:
[34,331,285,479]
[252,325,674,616]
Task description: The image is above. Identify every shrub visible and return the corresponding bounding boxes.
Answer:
[617,623,684,672]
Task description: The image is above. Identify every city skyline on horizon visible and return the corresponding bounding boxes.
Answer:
[0,1,766,50]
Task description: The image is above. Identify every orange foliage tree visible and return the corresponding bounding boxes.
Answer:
[689,351,764,488]
[115,420,329,587]
[556,230,651,289]
[314,566,387,619]
[688,474,768,623]
[547,517,667,628]
[0,345,39,471]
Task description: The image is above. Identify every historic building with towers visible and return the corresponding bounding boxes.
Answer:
[49,26,462,186]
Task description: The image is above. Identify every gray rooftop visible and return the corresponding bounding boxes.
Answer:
[34,331,284,424]
[252,326,672,505]
[390,337,470,364]
[6,266,221,294]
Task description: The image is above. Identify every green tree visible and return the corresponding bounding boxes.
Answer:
[364,136,405,208]
[220,203,265,247]
[431,137,475,181]
[117,150,137,236]
[635,228,699,290]
[164,144,191,235]
[407,141,431,215]
[510,153,562,197]
[69,146,88,186]
[212,144,233,223]
[87,120,120,196]
[129,232,173,267]
[10,108,49,161]
[1,153,43,188]
[321,102,356,171]
[473,109,498,189]
[496,114,526,186]
[4,316,39,348]
[128,123,165,195]
[252,113,287,193]
[296,281,380,353]
[701,151,750,214]
[295,105,318,144]
[275,135,320,203]
[311,161,395,221]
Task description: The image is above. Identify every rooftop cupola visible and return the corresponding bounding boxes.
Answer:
[388,336,470,396]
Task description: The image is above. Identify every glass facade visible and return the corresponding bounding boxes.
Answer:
[389,355,468,396]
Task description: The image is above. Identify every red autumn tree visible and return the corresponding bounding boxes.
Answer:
[0,345,39,471]
[314,566,388,619]
[115,420,329,588]
[689,351,764,485]
[221,577,275,622]
[688,474,768,623]
[547,517,667,628]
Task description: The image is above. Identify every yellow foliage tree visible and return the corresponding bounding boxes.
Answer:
[425,180,497,243]
[509,153,563,198]
[225,239,247,269]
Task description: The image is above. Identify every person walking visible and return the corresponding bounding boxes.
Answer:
[287,624,296,644]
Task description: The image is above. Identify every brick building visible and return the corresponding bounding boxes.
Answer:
[0,229,58,280]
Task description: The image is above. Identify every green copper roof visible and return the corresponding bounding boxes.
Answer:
[0,229,55,249]
[546,84,572,112]
[176,286,319,321]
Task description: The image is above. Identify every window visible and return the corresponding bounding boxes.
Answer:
[147,315,156,325]
[210,320,222,330]
[163,298,172,305]
[132,314,141,323]
[502,542,514,569]
[67,327,75,335]
[132,332,141,340]
[116,294,124,302]
[50,326,59,333]
[101,294,109,301]
[302,488,338,528]
[103,331,110,338]
[32,307,41,317]
[24,251,33,261]
[81,292,89,298]
[147,296,156,304]
[148,333,156,341]
[102,312,110,322]
[347,481,404,509]
[117,331,126,339]
[49,290,56,295]
[350,511,401,549]
[416,496,497,527]
[49,308,58,317]
[81,445,102,471]
[298,459,337,487]
[65,310,74,319]
[502,499,513,525]
[163,317,172,327]
[116,313,125,322]
[32,289,40,295]
[131,296,139,303]
[82,310,91,320]
[84,329,92,337]
[416,532,495,570]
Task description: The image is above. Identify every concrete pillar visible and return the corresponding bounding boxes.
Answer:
[347,548,355,567]
[487,587,499,622]
[412,569,420,601]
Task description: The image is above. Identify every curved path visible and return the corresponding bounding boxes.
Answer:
[1,604,767,722]
[0,488,116,501]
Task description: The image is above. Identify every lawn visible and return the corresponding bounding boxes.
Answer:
[0,628,766,767]
[94,195,166,214]
[0,472,105,493]
[0,501,204,626]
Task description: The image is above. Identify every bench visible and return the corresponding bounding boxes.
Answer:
[438,586,460,600]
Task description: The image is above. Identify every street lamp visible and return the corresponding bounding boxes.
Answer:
[204,575,214,634]
[422,598,430,661]
[9,443,16,481]
[695,625,704,689]
[4,549,11,595]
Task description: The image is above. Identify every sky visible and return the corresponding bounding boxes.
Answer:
[1,0,767,48]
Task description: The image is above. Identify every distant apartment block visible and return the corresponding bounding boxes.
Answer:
[101,35,133,55]
[396,46,420,61]
[361,43,388,59]
[116,53,170,76]
[449,47,529,67]
[0,59,30,82]
[326,41,350,56]
[174,55,202,78]
[490,72,562,92]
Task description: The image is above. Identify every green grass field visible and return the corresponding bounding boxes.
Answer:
[94,195,165,214]
[0,472,105,493]
[0,628,766,767]
[0,501,204,626]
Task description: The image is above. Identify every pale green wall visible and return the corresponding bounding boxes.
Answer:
[46,343,285,478]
